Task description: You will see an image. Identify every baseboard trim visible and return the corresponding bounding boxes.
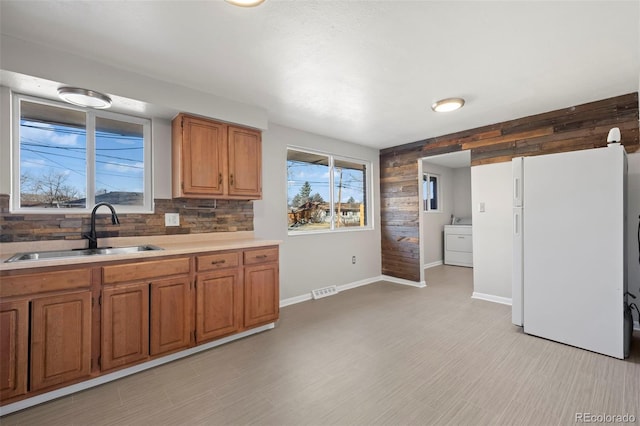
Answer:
[279,293,312,307]
[381,275,426,288]
[280,276,384,308]
[0,323,275,417]
[472,292,512,306]
[279,274,428,309]
[338,276,383,292]
[424,260,443,269]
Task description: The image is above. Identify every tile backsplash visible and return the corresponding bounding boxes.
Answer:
[0,194,254,242]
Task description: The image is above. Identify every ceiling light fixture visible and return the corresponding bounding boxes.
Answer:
[57,87,112,109]
[431,97,465,113]
[225,0,266,7]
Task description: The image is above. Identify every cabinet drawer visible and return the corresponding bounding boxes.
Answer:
[103,258,190,284]
[244,247,278,265]
[197,252,240,272]
[444,250,473,267]
[446,234,473,253]
[444,225,472,235]
[0,269,91,298]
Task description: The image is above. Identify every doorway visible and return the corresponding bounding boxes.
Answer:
[418,151,472,285]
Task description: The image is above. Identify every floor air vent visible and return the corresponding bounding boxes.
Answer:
[312,285,338,299]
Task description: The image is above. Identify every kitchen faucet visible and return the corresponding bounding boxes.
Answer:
[84,202,120,249]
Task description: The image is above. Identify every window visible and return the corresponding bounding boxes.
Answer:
[12,94,152,213]
[423,173,440,212]
[287,148,371,233]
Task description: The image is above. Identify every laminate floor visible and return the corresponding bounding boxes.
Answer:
[3,265,640,425]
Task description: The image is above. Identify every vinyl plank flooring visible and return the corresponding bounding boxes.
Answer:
[3,265,639,425]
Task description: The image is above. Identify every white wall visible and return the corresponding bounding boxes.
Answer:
[0,36,382,303]
[254,124,382,300]
[0,86,10,195]
[421,162,453,266]
[0,36,269,200]
[452,167,472,219]
[0,36,267,130]
[470,152,640,301]
[628,153,640,299]
[471,162,513,299]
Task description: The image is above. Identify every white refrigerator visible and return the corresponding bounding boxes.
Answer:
[512,144,628,359]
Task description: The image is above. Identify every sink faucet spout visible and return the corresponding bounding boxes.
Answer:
[84,202,120,249]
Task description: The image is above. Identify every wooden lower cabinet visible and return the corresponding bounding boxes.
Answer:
[0,246,279,407]
[0,300,29,400]
[150,277,192,355]
[244,263,279,328]
[101,283,149,371]
[196,269,242,343]
[31,291,92,391]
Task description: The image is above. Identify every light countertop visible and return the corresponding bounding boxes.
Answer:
[0,232,281,272]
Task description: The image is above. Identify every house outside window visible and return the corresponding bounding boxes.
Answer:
[12,94,152,213]
[287,147,371,234]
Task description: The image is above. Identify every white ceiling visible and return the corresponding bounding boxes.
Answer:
[1,1,638,150]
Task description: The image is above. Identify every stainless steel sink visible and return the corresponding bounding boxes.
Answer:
[5,245,164,263]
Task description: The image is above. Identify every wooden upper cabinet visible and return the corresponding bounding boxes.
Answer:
[228,125,262,198]
[172,113,261,200]
[173,115,226,197]
[30,291,92,391]
[0,300,29,400]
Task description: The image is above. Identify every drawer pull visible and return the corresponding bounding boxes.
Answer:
[458,236,465,239]
[256,255,268,259]
[211,260,226,265]
[218,173,223,185]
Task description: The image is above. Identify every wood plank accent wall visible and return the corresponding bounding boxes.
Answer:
[380,93,639,282]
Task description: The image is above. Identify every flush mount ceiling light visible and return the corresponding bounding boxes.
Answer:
[431,97,465,113]
[57,87,112,109]
[225,0,266,6]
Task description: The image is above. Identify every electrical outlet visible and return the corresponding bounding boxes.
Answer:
[165,213,180,227]
[352,256,356,264]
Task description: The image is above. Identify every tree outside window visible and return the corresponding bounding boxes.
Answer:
[287,148,370,233]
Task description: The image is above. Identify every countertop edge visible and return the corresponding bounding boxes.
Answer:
[0,233,282,272]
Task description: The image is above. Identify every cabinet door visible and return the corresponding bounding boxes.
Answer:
[150,277,191,356]
[244,263,279,328]
[31,291,92,391]
[182,116,226,196]
[101,283,149,371]
[228,126,261,198]
[0,300,29,400]
[196,269,242,343]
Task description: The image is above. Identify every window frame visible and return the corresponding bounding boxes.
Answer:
[286,146,373,235]
[423,172,441,213]
[11,93,153,214]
